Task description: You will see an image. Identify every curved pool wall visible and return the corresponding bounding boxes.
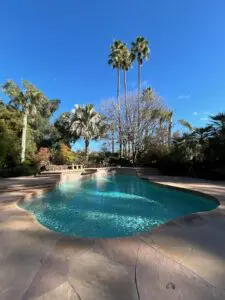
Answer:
[20,168,218,238]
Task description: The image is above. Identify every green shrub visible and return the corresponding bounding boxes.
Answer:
[137,143,170,167]
[0,164,38,178]
[108,156,133,167]
[157,158,193,176]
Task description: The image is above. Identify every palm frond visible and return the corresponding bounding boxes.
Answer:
[178,119,193,131]
[130,36,150,65]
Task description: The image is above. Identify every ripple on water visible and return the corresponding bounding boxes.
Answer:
[20,175,217,238]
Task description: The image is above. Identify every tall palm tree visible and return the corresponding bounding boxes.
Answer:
[108,40,124,158]
[2,80,45,163]
[121,43,132,157]
[70,104,106,158]
[131,36,150,127]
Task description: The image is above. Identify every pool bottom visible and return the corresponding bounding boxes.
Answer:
[20,174,217,238]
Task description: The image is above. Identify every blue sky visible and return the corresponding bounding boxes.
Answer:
[0,0,225,150]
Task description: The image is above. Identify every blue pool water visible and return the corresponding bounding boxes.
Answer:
[20,175,217,238]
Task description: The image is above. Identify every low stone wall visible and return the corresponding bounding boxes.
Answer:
[58,167,137,184]
[40,167,138,185]
[47,164,84,171]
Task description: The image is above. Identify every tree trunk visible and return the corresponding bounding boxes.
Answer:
[117,68,122,158]
[132,141,135,165]
[131,129,136,165]
[85,139,89,160]
[122,140,127,157]
[21,111,28,163]
[137,62,141,129]
[111,129,115,153]
[128,140,131,158]
[159,118,163,144]
[124,70,129,157]
[168,116,172,147]
[134,62,141,160]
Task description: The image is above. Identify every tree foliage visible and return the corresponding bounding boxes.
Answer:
[1,36,223,179]
[159,113,225,179]
[52,143,77,165]
[71,104,106,157]
[54,112,74,146]
[0,102,22,167]
[34,147,51,171]
[2,80,60,163]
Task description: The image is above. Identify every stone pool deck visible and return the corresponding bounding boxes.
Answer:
[0,171,225,299]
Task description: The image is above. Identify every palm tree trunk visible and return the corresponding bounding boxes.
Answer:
[127,118,132,159]
[124,70,129,157]
[134,62,141,159]
[117,68,122,158]
[137,62,141,129]
[21,111,28,163]
[85,139,89,160]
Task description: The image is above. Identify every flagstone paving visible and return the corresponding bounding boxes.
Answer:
[0,172,225,300]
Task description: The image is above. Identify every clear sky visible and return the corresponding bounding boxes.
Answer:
[0,0,225,150]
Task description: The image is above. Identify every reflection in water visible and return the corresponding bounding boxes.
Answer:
[20,174,217,238]
[95,175,111,189]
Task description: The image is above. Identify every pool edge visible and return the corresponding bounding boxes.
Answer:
[16,168,224,240]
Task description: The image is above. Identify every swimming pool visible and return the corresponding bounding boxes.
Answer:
[20,174,217,238]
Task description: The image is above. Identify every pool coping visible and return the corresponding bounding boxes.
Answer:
[1,169,225,299]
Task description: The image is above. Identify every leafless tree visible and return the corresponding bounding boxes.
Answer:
[101,90,172,164]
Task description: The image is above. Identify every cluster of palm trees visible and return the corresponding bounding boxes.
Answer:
[108,36,150,158]
[1,37,174,166]
[175,113,225,165]
[2,80,106,164]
